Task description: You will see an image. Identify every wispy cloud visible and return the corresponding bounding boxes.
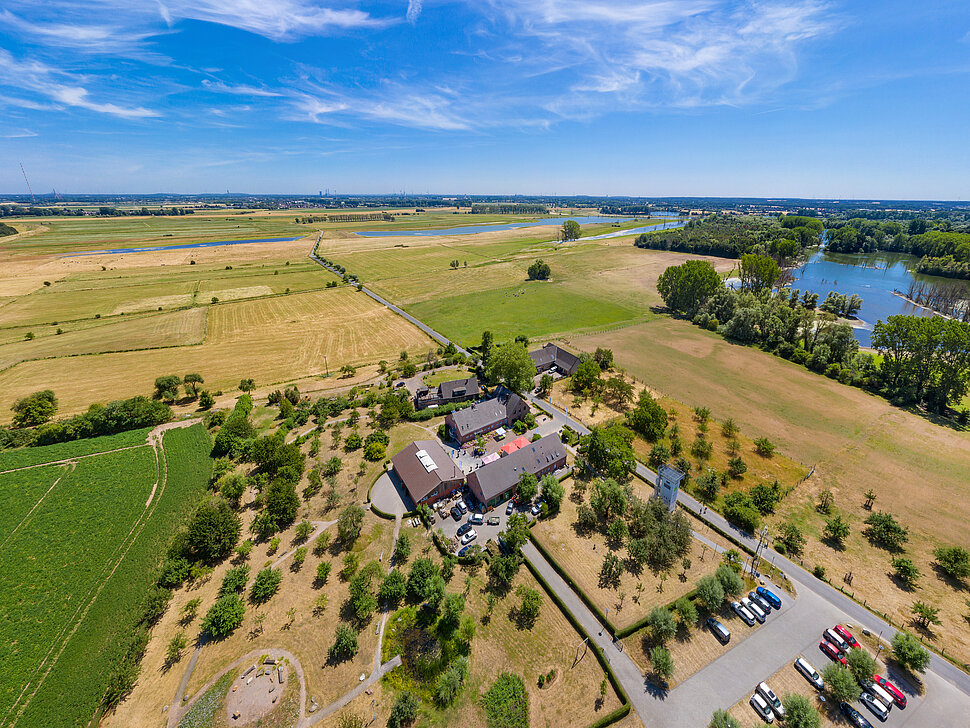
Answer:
[201,79,283,96]
[406,0,423,24]
[0,48,159,118]
[0,128,38,138]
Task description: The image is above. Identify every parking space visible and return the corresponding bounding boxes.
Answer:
[432,488,537,553]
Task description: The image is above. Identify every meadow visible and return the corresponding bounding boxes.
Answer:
[0,424,212,728]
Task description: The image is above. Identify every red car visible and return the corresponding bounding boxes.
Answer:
[834,624,860,649]
[820,639,848,666]
[873,675,907,708]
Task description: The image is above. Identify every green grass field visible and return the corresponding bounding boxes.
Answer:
[0,424,212,728]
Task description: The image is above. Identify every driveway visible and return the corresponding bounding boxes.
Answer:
[370,470,412,515]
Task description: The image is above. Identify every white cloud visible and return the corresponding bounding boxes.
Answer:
[407,0,423,24]
[202,79,283,96]
[289,84,470,131]
[0,128,38,138]
[0,48,159,119]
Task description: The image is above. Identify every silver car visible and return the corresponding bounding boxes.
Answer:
[794,657,824,691]
[731,601,756,627]
[757,682,785,720]
[741,596,766,623]
[860,691,890,722]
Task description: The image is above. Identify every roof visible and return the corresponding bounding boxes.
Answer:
[468,434,566,503]
[390,440,463,503]
[448,392,528,437]
[528,343,580,374]
[500,436,530,455]
[438,376,480,399]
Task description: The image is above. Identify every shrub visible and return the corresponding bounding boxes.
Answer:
[892,556,921,589]
[821,664,860,702]
[708,709,741,728]
[749,481,780,515]
[823,514,850,546]
[295,519,314,541]
[777,522,806,556]
[864,511,909,550]
[813,564,826,579]
[722,491,760,533]
[715,564,744,598]
[695,574,725,613]
[329,623,359,662]
[650,645,674,681]
[202,594,245,638]
[753,437,775,457]
[782,693,822,728]
[933,545,970,582]
[727,456,746,478]
[647,607,677,644]
[845,647,878,684]
[434,656,469,707]
[219,565,250,596]
[250,567,282,603]
[481,672,529,728]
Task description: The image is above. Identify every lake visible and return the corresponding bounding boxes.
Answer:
[789,249,941,346]
[354,214,681,237]
[64,236,304,257]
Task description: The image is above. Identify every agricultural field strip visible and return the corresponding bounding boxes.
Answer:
[1,444,160,725]
[0,462,74,550]
[0,444,147,475]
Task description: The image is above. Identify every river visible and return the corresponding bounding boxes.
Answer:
[355,214,684,238]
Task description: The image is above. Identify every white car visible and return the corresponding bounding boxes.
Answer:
[750,693,774,724]
[460,529,478,545]
[530,501,543,516]
[824,628,851,653]
[731,601,756,626]
[741,596,766,623]
[756,682,785,720]
[794,657,824,691]
[860,691,890,722]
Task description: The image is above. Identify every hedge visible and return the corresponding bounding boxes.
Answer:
[408,399,476,422]
[615,588,700,640]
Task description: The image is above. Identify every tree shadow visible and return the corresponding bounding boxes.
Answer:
[909,619,939,642]
[887,572,918,593]
[930,563,968,592]
[644,677,669,700]
[821,535,847,552]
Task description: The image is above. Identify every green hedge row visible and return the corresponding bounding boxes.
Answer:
[615,587,700,640]
[528,532,617,637]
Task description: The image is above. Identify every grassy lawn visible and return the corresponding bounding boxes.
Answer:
[574,316,970,666]
[422,366,475,388]
[532,477,726,630]
[407,282,643,348]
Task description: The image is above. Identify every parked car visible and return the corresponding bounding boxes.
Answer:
[741,597,766,623]
[506,501,515,515]
[860,691,890,721]
[834,624,860,649]
[863,681,895,713]
[872,675,906,708]
[469,513,484,525]
[840,701,874,728]
[824,628,851,653]
[451,506,462,521]
[706,617,731,644]
[731,601,756,627]
[487,515,500,526]
[530,501,543,516]
[461,529,478,545]
[756,586,782,609]
[457,500,468,514]
[794,657,824,691]
[457,523,472,537]
[457,545,471,557]
[749,693,774,724]
[820,639,848,666]
[749,591,772,614]
[756,682,785,720]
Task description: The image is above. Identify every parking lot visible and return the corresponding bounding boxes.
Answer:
[431,486,539,553]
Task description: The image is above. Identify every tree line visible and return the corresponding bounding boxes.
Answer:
[469,203,548,214]
[658,258,970,416]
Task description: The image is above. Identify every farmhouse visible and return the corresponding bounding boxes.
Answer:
[414,375,482,410]
[389,440,465,506]
[446,390,529,444]
[529,343,580,376]
[467,433,567,508]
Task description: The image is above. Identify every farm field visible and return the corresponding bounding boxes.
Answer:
[0,423,212,728]
[0,287,435,422]
[574,316,970,666]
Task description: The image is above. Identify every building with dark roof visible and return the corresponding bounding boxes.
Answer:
[529,343,580,376]
[389,440,465,506]
[467,433,567,508]
[414,375,482,410]
[445,391,530,444]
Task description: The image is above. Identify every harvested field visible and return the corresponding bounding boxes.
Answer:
[0,307,206,372]
[0,288,434,421]
[575,316,970,665]
[532,477,727,630]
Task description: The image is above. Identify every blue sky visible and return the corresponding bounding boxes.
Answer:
[1,1,968,198]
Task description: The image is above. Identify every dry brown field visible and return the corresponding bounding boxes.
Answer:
[574,317,970,666]
[532,477,727,630]
[0,288,434,422]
